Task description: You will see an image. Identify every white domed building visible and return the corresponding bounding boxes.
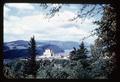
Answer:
[36,48,70,61]
[36,48,54,60]
[43,48,54,57]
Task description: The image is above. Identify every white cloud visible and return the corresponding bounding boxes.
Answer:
[4,4,99,43]
[6,3,34,10]
[4,5,10,18]
[48,10,76,22]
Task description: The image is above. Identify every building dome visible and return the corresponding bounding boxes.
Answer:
[43,48,53,57]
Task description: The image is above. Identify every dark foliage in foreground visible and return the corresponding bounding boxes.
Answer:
[3,57,109,79]
[23,36,37,78]
[3,41,110,79]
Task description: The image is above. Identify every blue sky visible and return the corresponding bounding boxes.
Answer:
[4,3,103,44]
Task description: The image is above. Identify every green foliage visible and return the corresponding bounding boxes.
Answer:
[50,68,68,79]
[94,5,116,78]
[3,57,109,79]
[3,65,15,79]
[94,5,116,55]
[24,36,38,78]
[3,4,115,79]
[37,69,50,79]
[3,59,27,79]
[3,39,109,79]
[70,41,88,61]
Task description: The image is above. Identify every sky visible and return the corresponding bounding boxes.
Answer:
[4,3,103,44]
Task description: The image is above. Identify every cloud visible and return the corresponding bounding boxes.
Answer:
[4,6,9,15]
[4,3,99,43]
[4,5,11,19]
[60,23,79,28]
[50,10,75,22]
[6,3,35,10]
[4,3,39,18]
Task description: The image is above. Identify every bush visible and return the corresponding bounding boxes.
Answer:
[50,68,68,79]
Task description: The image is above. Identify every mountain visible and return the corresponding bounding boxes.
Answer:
[4,40,28,49]
[4,40,91,59]
[3,40,90,59]
[4,40,80,50]
[4,45,10,52]
[4,49,28,59]
[37,40,80,50]
[4,40,65,59]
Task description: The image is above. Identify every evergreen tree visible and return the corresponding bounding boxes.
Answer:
[70,41,88,61]
[24,36,37,78]
[77,41,88,59]
[94,4,116,78]
[69,47,77,60]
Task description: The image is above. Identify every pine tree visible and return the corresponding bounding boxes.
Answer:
[94,4,116,78]
[70,41,88,61]
[24,36,37,78]
[77,41,88,59]
[69,47,77,60]
[29,36,37,78]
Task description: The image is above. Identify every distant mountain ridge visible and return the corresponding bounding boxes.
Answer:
[4,40,90,59]
[37,40,80,50]
[4,40,80,50]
